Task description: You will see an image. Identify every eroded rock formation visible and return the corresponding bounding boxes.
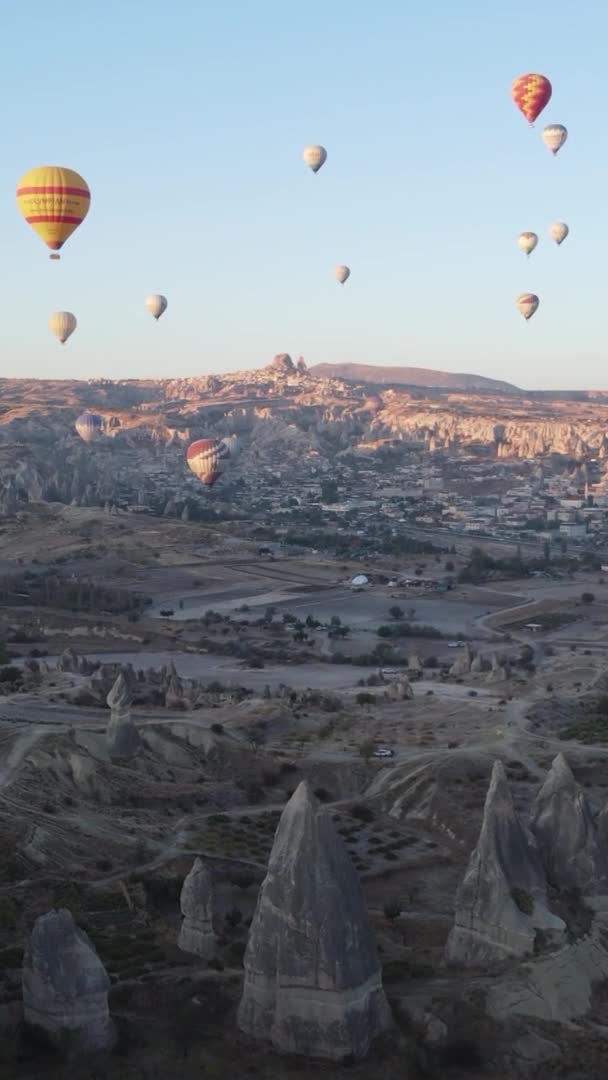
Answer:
[445,761,565,968]
[178,857,216,958]
[238,781,391,1059]
[531,753,608,900]
[106,673,140,758]
[23,908,114,1052]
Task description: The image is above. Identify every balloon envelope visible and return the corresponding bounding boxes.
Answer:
[145,294,168,320]
[517,232,538,257]
[549,222,569,245]
[335,265,350,284]
[542,124,568,155]
[75,411,102,444]
[16,166,90,256]
[186,437,236,487]
[516,293,539,321]
[49,311,77,344]
[511,74,552,124]
[302,145,327,173]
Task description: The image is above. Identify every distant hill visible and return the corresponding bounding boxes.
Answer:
[309,363,519,393]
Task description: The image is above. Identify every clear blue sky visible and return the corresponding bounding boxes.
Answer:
[1,0,605,388]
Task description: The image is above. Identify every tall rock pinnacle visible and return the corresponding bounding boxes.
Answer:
[445,761,565,967]
[178,857,216,958]
[23,909,114,1052]
[531,753,608,899]
[238,782,391,1059]
[105,673,140,758]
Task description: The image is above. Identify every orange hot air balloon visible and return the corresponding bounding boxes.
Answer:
[511,74,552,125]
[16,166,91,259]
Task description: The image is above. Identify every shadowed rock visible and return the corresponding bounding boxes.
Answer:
[106,673,140,759]
[178,857,216,958]
[450,644,474,677]
[445,761,565,968]
[23,909,114,1052]
[531,753,608,899]
[487,653,509,683]
[238,781,391,1060]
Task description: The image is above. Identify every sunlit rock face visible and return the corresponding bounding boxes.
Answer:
[238,781,391,1060]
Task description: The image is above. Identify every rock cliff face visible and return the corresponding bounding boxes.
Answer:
[22,908,114,1051]
[238,781,391,1060]
[531,753,608,900]
[178,857,216,958]
[445,762,565,968]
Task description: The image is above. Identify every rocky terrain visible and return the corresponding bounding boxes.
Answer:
[4,360,608,1076]
[1,357,608,519]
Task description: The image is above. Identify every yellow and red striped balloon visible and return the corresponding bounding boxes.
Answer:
[16,166,91,258]
[511,74,552,125]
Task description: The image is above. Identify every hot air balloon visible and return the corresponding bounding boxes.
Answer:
[16,166,90,259]
[549,222,569,245]
[542,124,568,155]
[302,145,327,173]
[335,265,350,284]
[517,232,538,257]
[75,412,103,444]
[49,311,77,345]
[145,294,168,320]
[516,293,539,321]
[511,73,552,123]
[511,74,552,125]
[186,437,236,487]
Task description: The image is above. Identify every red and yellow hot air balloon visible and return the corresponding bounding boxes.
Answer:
[16,166,91,259]
[511,74,552,125]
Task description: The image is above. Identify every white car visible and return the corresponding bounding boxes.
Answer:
[373,747,394,758]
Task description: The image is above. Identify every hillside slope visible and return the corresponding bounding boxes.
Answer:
[309,363,519,393]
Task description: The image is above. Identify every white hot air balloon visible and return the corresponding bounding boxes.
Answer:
[48,311,77,344]
[542,124,568,155]
[549,222,569,245]
[335,265,351,284]
[302,145,327,173]
[145,294,168,320]
[517,232,538,257]
[515,293,539,321]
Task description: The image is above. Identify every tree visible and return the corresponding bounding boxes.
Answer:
[383,900,402,923]
[582,592,595,604]
[247,726,266,753]
[389,605,404,621]
[320,478,339,504]
[359,738,375,764]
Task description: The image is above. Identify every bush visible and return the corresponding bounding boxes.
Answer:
[581,592,595,604]
[351,804,374,823]
[356,691,376,705]
[511,887,533,915]
[224,907,243,930]
[313,787,332,802]
[210,722,224,734]
[0,666,22,684]
[440,1040,482,1069]
[0,897,18,929]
